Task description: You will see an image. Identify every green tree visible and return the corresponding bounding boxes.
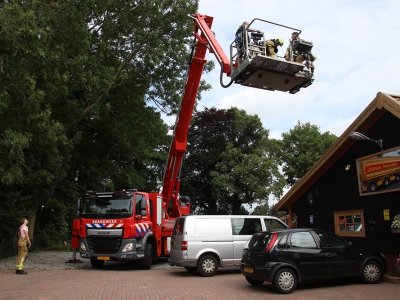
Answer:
[278,121,337,186]
[0,0,199,251]
[180,107,283,215]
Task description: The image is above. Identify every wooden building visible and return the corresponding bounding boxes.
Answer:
[274,92,400,272]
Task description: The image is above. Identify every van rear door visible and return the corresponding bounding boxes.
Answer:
[170,217,186,262]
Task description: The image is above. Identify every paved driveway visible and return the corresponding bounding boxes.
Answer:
[0,252,398,299]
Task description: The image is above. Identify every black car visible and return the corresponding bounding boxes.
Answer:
[240,228,386,294]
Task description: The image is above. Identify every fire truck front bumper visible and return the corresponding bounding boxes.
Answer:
[79,238,145,261]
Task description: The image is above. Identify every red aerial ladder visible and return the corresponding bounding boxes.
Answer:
[161,13,232,220]
[71,13,314,269]
[162,14,314,217]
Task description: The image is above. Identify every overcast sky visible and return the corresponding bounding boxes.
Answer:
[194,0,400,139]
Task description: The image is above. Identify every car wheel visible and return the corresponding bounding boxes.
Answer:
[198,254,218,277]
[273,268,297,294]
[139,243,153,270]
[90,258,105,268]
[184,267,197,273]
[362,261,383,284]
[245,276,264,286]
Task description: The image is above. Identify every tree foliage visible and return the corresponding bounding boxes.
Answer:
[180,107,283,215]
[277,121,337,186]
[0,0,198,252]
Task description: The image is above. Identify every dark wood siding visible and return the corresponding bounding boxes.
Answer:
[293,112,400,253]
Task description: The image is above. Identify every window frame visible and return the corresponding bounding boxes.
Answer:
[333,209,365,237]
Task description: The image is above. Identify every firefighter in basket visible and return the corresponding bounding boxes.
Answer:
[285,31,316,75]
[265,38,284,58]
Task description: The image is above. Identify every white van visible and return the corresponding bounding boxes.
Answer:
[168,215,288,276]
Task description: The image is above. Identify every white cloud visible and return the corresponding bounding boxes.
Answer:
[194,0,400,137]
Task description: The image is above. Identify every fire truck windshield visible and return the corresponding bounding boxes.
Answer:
[81,197,132,218]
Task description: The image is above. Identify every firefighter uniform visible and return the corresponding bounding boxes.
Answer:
[16,218,31,274]
[16,237,28,271]
[265,38,284,58]
[284,32,316,74]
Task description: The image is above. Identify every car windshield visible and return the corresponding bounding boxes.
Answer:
[82,197,132,218]
[248,232,273,251]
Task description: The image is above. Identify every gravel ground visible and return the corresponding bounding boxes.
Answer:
[0,251,173,270]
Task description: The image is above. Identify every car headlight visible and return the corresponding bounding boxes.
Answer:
[80,242,87,251]
[122,243,134,253]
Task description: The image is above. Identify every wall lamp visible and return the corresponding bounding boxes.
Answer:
[348,131,383,150]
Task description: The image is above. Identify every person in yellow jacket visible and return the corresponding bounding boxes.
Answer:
[16,217,31,274]
[265,38,284,58]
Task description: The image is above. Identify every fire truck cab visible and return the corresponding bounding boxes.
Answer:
[78,190,189,268]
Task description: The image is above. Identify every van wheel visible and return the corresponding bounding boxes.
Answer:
[90,258,104,268]
[273,268,297,294]
[362,261,383,284]
[198,255,218,277]
[139,243,152,270]
[245,276,264,286]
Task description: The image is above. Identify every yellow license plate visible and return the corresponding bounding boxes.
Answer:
[244,266,253,273]
[97,256,110,261]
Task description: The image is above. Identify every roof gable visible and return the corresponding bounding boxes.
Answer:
[275,92,400,211]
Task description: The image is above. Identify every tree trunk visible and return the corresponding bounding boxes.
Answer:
[29,211,37,242]
[231,195,242,214]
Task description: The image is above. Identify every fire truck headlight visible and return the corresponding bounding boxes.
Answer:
[122,243,134,253]
[80,242,87,251]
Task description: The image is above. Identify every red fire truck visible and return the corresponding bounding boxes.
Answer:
[72,13,314,268]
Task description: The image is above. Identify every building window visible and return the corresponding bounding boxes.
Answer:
[334,209,365,237]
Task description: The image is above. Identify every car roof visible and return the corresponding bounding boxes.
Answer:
[180,215,282,220]
[269,228,315,233]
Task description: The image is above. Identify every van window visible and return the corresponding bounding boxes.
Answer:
[232,218,262,235]
[195,218,232,235]
[173,218,185,235]
[264,218,287,230]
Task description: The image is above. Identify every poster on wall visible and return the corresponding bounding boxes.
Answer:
[356,146,400,196]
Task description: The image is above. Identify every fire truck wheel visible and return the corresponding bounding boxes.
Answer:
[198,254,218,277]
[369,182,377,192]
[90,258,104,268]
[383,177,390,186]
[139,243,152,270]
